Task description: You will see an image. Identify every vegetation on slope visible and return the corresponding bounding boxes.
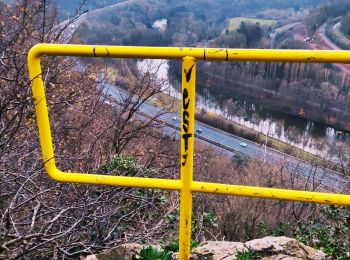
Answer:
[74,0,350,134]
[0,0,349,259]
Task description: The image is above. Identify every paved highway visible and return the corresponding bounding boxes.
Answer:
[319,23,341,51]
[104,84,349,191]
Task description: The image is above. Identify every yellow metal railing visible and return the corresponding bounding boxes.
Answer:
[28,44,350,259]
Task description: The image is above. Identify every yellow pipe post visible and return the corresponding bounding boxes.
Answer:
[179,56,196,259]
[28,45,57,176]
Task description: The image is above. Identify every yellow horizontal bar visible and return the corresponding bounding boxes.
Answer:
[29,43,350,63]
[45,164,181,190]
[40,162,350,206]
[192,181,350,206]
[38,164,350,205]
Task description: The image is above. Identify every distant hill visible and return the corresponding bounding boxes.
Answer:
[1,0,330,21]
[56,0,127,19]
[74,0,329,47]
[1,0,127,20]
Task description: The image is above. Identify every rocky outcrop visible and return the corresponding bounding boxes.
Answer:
[190,241,246,259]
[83,237,326,260]
[191,237,326,260]
[85,243,143,260]
[245,236,326,260]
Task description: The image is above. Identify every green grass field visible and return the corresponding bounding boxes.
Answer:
[227,17,276,31]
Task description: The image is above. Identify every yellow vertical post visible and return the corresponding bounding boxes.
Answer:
[28,51,57,175]
[179,56,196,259]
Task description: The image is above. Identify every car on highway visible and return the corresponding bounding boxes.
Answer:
[172,116,178,121]
[239,142,247,147]
[196,128,202,133]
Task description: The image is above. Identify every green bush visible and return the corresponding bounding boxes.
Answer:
[162,240,199,253]
[231,152,249,167]
[100,155,156,177]
[256,206,350,259]
[236,247,260,260]
[257,221,290,237]
[140,246,172,260]
[294,206,350,259]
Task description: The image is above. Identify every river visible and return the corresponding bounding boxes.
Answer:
[137,59,350,161]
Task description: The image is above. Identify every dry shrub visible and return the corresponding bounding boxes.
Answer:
[191,144,325,242]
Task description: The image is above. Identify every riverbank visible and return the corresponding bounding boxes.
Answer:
[100,62,347,175]
[195,110,346,174]
[148,88,346,174]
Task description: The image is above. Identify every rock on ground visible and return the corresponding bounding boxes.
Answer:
[192,237,326,260]
[190,241,246,260]
[83,236,326,260]
[85,243,143,260]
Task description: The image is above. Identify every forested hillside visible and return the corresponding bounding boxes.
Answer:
[73,0,350,131]
[56,0,126,19]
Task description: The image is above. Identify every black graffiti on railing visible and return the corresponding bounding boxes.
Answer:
[184,64,194,83]
[182,65,193,167]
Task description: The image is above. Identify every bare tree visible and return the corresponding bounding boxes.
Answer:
[0,1,177,258]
